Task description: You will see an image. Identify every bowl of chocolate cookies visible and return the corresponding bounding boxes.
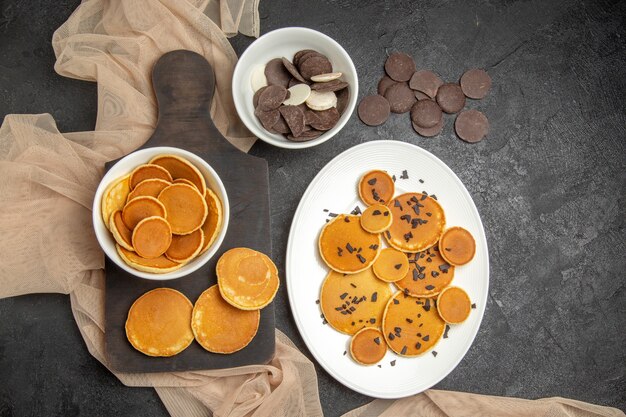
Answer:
[232,27,358,149]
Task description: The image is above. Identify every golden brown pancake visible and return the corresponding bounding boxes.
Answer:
[158,183,207,235]
[320,268,392,335]
[394,247,455,298]
[437,286,471,324]
[192,285,260,353]
[372,248,409,282]
[150,154,207,196]
[127,178,171,202]
[101,174,130,230]
[165,229,204,263]
[349,327,387,365]
[131,216,172,259]
[439,227,476,266]
[129,164,173,189]
[385,192,445,253]
[125,288,194,357]
[199,188,223,255]
[382,291,445,356]
[121,196,166,230]
[319,214,381,274]
[117,245,182,274]
[109,210,134,251]
[172,178,197,188]
[358,170,395,206]
[360,204,393,233]
[217,248,280,310]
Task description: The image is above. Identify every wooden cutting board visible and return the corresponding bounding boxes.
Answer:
[104,50,274,373]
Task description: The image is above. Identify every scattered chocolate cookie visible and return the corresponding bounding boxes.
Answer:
[411,100,442,128]
[358,95,391,126]
[414,91,430,101]
[384,52,416,82]
[384,82,416,114]
[412,119,443,137]
[460,69,492,99]
[436,83,466,114]
[454,109,489,143]
[409,70,443,99]
[377,75,397,96]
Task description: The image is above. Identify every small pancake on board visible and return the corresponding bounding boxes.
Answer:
[127,179,171,201]
[349,327,387,365]
[117,245,182,274]
[101,174,130,229]
[360,204,392,233]
[395,247,454,298]
[318,214,381,274]
[320,268,392,335]
[437,286,471,324]
[358,170,395,206]
[121,196,166,230]
[129,164,172,189]
[217,248,280,310]
[165,229,204,263]
[125,288,194,357]
[131,216,172,259]
[372,248,409,282]
[384,192,445,253]
[109,210,134,251]
[157,183,207,235]
[198,188,223,255]
[192,285,260,354]
[382,291,445,356]
[439,227,476,266]
[150,154,207,196]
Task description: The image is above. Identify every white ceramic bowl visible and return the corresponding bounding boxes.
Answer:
[92,147,229,280]
[232,27,358,149]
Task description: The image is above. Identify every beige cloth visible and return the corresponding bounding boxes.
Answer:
[0,1,623,417]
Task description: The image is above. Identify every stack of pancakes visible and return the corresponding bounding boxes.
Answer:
[101,154,223,273]
[317,169,477,365]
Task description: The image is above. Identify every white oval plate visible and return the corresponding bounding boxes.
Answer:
[286,140,489,398]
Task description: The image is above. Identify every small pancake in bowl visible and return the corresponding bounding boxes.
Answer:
[150,154,207,196]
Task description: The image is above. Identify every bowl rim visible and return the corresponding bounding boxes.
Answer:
[232,26,359,150]
[92,146,229,281]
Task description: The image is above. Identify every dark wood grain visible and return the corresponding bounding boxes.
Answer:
[104,50,274,373]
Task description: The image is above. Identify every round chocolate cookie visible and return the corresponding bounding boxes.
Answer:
[358,95,390,126]
[254,108,280,130]
[264,58,291,88]
[412,119,443,138]
[308,107,340,131]
[384,82,416,114]
[410,100,442,128]
[253,86,268,108]
[282,57,306,83]
[454,109,489,143]
[293,49,316,66]
[409,70,443,98]
[384,52,416,82]
[257,85,288,111]
[279,105,306,137]
[377,75,397,96]
[460,69,492,99]
[436,83,466,114]
[299,55,333,81]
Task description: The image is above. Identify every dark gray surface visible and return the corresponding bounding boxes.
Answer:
[0,0,624,416]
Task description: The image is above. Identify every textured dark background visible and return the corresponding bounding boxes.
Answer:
[0,0,624,416]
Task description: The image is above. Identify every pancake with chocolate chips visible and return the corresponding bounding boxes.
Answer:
[319,214,381,274]
[394,246,455,297]
[382,291,445,356]
[320,268,392,335]
[385,192,445,253]
[372,248,409,283]
[439,226,476,266]
[349,327,387,365]
[358,170,395,206]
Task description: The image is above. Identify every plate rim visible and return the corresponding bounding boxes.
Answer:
[285,140,490,398]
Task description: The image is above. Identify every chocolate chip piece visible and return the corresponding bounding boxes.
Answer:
[411,119,443,138]
[377,75,397,95]
[310,79,349,92]
[432,351,438,357]
[265,58,291,88]
[384,52,416,82]
[411,100,443,128]
[401,346,408,355]
[455,109,489,143]
[299,55,333,81]
[279,105,306,137]
[409,70,444,98]
[254,108,280,130]
[336,87,350,115]
[282,57,306,83]
[443,325,450,339]
[358,95,390,126]
[307,107,340,131]
[384,82,416,114]
[374,337,381,345]
[436,83,466,114]
[460,68,492,99]
[258,85,289,111]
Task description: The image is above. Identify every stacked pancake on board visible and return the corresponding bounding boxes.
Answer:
[125,247,279,357]
[101,154,223,273]
[318,169,477,365]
